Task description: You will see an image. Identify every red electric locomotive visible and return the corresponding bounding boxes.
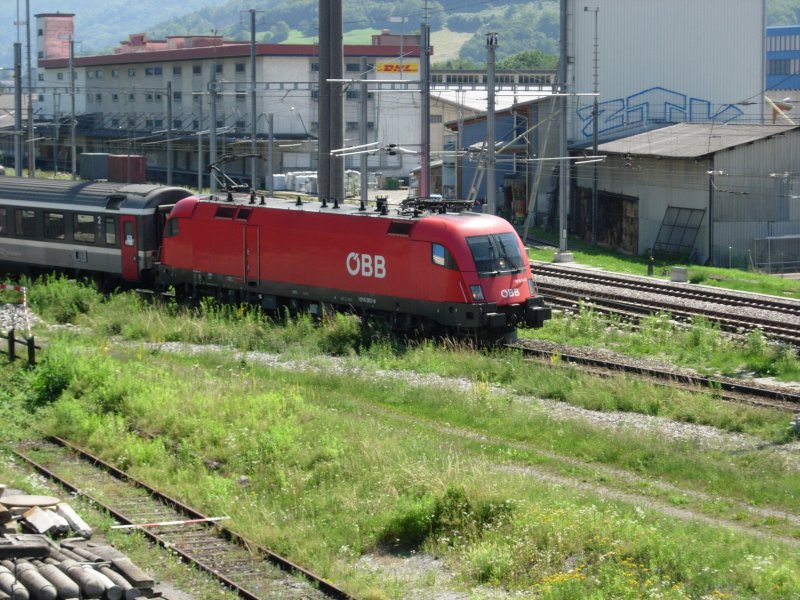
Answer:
[157,192,550,343]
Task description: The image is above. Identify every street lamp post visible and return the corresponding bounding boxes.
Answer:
[388,16,409,78]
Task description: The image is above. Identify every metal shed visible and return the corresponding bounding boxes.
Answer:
[573,123,800,268]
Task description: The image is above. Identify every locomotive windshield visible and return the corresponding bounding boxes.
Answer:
[466,232,526,275]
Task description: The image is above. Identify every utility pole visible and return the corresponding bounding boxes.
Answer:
[359,56,369,207]
[13,42,23,176]
[209,61,218,194]
[419,19,431,198]
[585,6,599,245]
[25,0,35,177]
[166,81,173,184]
[330,0,344,204]
[248,8,259,192]
[486,32,498,215]
[555,0,573,262]
[197,94,203,192]
[267,113,273,196]
[69,37,76,179]
[318,0,344,204]
[318,0,331,203]
[53,92,60,174]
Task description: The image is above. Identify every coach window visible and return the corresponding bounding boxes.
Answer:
[431,243,456,269]
[15,209,36,237]
[105,217,117,245]
[44,212,65,240]
[0,208,6,234]
[74,214,96,243]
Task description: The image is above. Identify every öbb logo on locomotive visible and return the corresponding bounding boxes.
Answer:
[500,288,521,298]
[346,252,386,279]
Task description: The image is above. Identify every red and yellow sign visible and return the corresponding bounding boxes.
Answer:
[376,62,419,74]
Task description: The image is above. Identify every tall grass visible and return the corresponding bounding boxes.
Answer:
[17,344,800,599]
[24,274,102,323]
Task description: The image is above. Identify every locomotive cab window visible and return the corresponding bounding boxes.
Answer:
[0,208,6,235]
[44,212,65,240]
[431,243,457,269]
[466,233,526,275]
[74,214,96,243]
[15,209,36,237]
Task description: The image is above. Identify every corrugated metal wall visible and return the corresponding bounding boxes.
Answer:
[568,0,765,144]
[712,129,800,267]
[575,129,800,267]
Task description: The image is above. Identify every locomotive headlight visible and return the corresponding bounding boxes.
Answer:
[470,285,485,302]
[528,278,536,295]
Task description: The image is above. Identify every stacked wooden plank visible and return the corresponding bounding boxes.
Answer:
[0,494,158,599]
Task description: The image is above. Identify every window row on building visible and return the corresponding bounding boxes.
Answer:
[430,72,554,85]
[767,58,800,76]
[766,32,800,52]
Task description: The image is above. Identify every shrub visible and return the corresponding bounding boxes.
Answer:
[319,313,362,356]
[25,345,76,409]
[26,274,102,323]
[379,487,515,552]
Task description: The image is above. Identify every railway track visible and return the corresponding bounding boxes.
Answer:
[13,437,353,600]
[532,262,800,347]
[532,261,800,316]
[512,339,800,411]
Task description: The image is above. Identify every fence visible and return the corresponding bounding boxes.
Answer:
[2,328,37,366]
[752,235,800,275]
[1,283,36,365]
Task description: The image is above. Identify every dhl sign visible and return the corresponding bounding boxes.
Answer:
[376,62,419,73]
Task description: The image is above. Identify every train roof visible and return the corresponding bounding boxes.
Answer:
[171,192,514,238]
[0,176,193,210]
[174,191,484,221]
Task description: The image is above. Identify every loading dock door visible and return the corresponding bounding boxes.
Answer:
[595,191,639,255]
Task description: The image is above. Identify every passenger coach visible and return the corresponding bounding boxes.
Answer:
[0,177,193,284]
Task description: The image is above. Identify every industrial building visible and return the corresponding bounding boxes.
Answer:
[574,123,800,269]
[28,13,425,188]
[4,1,799,268]
[1,12,554,194]
[564,0,800,268]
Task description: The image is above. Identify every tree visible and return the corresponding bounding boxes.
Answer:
[497,49,558,70]
[431,57,479,70]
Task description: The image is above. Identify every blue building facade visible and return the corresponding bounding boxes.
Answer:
[453,103,541,220]
[767,25,800,91]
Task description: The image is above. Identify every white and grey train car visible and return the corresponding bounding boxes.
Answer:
[0,177,193,284]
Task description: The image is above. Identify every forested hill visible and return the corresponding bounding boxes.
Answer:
[2,0,800,72]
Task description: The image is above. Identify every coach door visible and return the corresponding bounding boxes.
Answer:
[120,216,139,281]
[244,225,260,285]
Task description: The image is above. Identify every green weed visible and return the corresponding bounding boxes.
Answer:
[25,274,102,323]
